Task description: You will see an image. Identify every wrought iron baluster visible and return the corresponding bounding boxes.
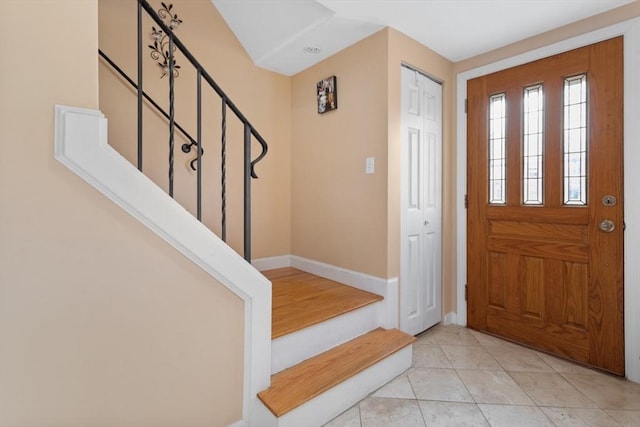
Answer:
[99,0,273,262]
[221,100,227,242]
[137,0,143,171]
[168,33,175,198]
[100,49,203,172]
[196,69,202,221]
[244,123,251,262]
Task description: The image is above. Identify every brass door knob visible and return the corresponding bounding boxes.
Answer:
[599,219,616,232]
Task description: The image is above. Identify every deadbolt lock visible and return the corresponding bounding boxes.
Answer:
[602,195,617,207]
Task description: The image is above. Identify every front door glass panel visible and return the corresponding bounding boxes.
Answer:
[523,84,544,205]
[489,93,507,204]
[563,74,588,206]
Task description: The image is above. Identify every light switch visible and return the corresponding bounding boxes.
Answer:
[365,157,375,174]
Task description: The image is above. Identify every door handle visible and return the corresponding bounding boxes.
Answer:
[599,219,616,233]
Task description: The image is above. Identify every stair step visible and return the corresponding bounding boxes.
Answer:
[265,267,383,339]
[257,328,415,418]
[271,300,381,374]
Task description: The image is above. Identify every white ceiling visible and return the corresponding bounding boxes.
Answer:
[211,0,637,76]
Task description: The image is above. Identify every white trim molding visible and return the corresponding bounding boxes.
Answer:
[252,255,292,271]
[456,18,640,382]
[54,105,272,426]
[443,312,457,326]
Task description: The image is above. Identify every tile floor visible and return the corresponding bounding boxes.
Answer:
[324,325,640,427]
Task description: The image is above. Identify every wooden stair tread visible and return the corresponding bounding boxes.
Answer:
[257,328,415,417]
[266,267,384,339]
[263,267,311,281]
[271,278,343,308]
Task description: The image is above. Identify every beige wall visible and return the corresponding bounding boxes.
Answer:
[291,30,390,278]
[99,0,292,259]
[289,0,639,312]
[290,28,456,315]
[0,1,244,426]
[99,0,459,316]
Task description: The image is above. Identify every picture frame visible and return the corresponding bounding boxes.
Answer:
[317,75,337,114]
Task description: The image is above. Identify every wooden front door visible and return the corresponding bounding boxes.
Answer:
[467,37,624,375]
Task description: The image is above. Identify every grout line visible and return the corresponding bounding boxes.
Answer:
[413,398,429,427]
[475,403,493,427]
[503,370,539,407]
[558,372,604,410]
[329,325,638,426]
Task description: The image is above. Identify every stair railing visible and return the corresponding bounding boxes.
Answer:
[98,50,204,171]
[100,0,268,262]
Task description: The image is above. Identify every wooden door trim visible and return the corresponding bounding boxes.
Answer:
[455,17,640,382]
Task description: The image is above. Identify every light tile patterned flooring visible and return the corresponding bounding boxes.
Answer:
[324,325,640,427]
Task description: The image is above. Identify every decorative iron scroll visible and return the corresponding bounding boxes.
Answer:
[148,3,182,78]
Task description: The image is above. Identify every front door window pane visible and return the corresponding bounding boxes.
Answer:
[523,85,544,205]
[489,93,506,204]
[563,74,587,205]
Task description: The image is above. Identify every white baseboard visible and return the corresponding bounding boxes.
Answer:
[252,255,292,271]
[443,312,457,325]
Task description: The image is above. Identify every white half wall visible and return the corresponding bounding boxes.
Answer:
[54,105,273,426]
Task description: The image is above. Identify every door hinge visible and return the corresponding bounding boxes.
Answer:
[465,98,468,113]
[465,194,468,209]
[465,285,468,301]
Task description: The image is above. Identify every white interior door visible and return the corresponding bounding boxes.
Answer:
[400,65,443,336]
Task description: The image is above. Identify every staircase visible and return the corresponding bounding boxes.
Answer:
[257,268,415,427]
[94,3,413,424]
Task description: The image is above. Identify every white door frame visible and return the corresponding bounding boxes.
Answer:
[455,17,640,382]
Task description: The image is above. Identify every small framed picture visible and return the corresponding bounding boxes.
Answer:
[317,75,337,114]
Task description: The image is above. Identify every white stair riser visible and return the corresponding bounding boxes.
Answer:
[275,345,412,427]
[272,302,382,374]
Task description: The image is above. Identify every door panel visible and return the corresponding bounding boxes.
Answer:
[407,235,420,318]
[467,37,624,374]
